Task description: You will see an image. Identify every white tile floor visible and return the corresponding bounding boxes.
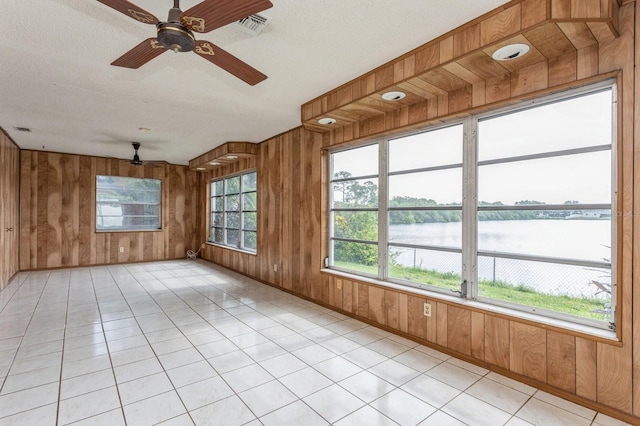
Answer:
[0,260,631,426]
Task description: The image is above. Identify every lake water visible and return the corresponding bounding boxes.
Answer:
[389,220,611,298]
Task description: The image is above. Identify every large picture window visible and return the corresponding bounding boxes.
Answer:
[96,176,161,231]
[210,171,257,252]
[328,81,616,329]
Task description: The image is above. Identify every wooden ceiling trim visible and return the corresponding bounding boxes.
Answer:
[551,0,571,18]
[396,80,441,100]
[301,0,620,133]
[557,22,598,48]
[414,44,440,75]
[524,23,577,58]
[549,51,579,86]
[456,50,510,79]
[442,62,485,85]
[453,23,481,57]
[418,68,470,92]
[189,142,257,171]
[520,0,550,28]
[480,3,522,45]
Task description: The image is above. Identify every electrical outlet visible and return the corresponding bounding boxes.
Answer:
[336,279,342,290]
[423,302,431,317]
[119,247,124,253]
[273,264,278,272]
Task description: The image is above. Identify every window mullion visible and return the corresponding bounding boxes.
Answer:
[462,116,478,299]
[379,139,389,280]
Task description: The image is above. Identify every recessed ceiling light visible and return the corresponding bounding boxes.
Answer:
[492,44,530,61]
[138,127,151,133]
[318,118,337,125]
[196,167,206,171]
[226,155,238,159]
[209,161,221,165]
[381,91,406,101]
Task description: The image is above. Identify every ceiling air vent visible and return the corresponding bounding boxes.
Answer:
[232,14,270,35]
[14,127,31,132]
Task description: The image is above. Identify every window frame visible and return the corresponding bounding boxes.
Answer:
[95,175,162,232]
[326,79,617,331]
[209,170,258,253]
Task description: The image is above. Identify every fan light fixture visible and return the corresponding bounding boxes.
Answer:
[157,6,195,52]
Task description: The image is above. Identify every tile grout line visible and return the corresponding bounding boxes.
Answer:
[0,270,53,420]
[54,269,73,426]
[92,266,130,426]
[108,262,197,424]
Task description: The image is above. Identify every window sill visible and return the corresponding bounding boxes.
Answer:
[320,268,619,344]
[96,229,162,233]
[206,242,257,256]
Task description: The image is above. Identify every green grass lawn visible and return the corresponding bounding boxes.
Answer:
[334,261,609,320]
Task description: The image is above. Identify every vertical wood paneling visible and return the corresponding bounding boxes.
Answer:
[0,129,20,289]
[547,331,576,393]
[481,4,521,45]
[436,302,448,347]
[398,293,408,333]
[598,343,633,412]
[368,286,386,325]
[510,323,547,382]
[19,151,31,272]
[510,60,549,97]
[575,337,597,400]
[447,305,471,355]
[19,151,197,269]
[407,295,428,340]
[485,315,510,369]
[384,290,399,330]
[633,0,640,417]
[343,280,354,313]
[521,0,549,28]
[357,283,369,318]
[471,311,485,360]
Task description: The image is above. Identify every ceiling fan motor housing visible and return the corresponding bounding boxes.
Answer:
[157,7,195,53]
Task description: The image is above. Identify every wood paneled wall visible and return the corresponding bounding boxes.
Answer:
[0,129,20,289]
[197,1,639,422]
[19,151,198,269]
[198,128,325,298]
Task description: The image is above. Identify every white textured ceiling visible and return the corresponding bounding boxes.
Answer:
[1,0,509,165]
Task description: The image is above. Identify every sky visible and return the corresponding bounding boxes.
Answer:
[332,88,613,206]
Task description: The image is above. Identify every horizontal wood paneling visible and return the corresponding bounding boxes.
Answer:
[0,128,20,289]
[19,151,198,269]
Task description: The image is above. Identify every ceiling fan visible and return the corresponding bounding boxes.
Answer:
[130,142,166,166]
[96,0,273,85]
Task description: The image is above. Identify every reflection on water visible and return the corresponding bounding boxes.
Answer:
[390,220,611,297]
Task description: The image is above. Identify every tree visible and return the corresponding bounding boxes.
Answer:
[333,172,378,266]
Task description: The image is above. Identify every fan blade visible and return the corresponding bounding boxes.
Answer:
[181,0,273,33]
[193,40,266,85]
[111,38,167,69]
[96,0,159,25]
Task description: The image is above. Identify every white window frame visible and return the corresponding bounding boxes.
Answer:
[209,170,257,253]
[327,79,617,330]
[96,176,162,232]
